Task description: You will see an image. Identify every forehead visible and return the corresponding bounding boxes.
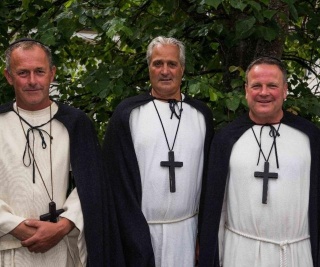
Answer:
[150,44,180,62]
[10,46,49,69]
[247,64,284,82]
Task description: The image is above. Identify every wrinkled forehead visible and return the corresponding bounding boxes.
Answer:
[150,44,181,62]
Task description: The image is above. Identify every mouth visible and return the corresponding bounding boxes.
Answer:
[24,87,41,92]
[159,79,172,82]
[257,99,272,104]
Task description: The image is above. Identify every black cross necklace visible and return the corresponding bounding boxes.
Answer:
[15,104,64,222]
[152,96,183,193]
[251,124,281,204]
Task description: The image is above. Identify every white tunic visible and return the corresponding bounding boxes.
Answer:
[0,103,86,267]
[220,124,312,267]
[130,98,206,267]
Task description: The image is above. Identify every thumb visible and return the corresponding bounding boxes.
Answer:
[24,219,40,228]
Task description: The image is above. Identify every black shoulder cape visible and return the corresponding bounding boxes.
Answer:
[102,92,214,266]
[0,101,124,267]
[198,111,320,267]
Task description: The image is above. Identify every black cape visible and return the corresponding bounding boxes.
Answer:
[0,101,123,267]
[198,111,320,267]
[102,92,214,266]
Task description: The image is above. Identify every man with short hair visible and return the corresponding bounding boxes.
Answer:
[198,57,320,267]
[0,38,115,266]
[103,36,214,266]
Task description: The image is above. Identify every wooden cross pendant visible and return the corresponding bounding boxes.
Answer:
[160,151,183,193]
[254,162,278,204]
[40,201,65,223]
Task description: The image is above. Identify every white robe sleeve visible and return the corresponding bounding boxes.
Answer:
[60,188,87,266]
[0,199,25,250]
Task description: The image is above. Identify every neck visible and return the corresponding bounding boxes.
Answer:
[150,89,182,101]
[249,111,283,125]
[16,100,52,112]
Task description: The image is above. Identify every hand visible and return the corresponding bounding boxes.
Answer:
[10,220,37,241]
[21,218,75,253]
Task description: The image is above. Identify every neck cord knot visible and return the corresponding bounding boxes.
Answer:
[13,110,53,167]
[168,99,183,119]
[150,92,183,120]
[253,123,281,168]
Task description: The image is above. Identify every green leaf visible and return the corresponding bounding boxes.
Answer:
[259,0,270,5]
[235,17,256,39]
[79,14,87,25]
[226,96,241,111]
[229,65,240,73]
[212,23,224,35]
[188,82,201,95]
[229,66,245,79]
[209,90,218,102]
[230,0,247,11]
[262,10,277,20]
[230,79,244,89]
[22,0,31,9]
[57,19,77,39]
[102,18,133,38]
[112,81,124,95]
[205,0,222,9]
[39,29,57,45]
[64,0,75,8]
[109,67,124,79]
[248,1,261,11]
[288,3,298,21]
[83,75,95,87]
[56,10,74,21]
[256,26,277,41]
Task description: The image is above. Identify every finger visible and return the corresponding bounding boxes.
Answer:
[27,243,49,254]
[27,244,41,253]
[21,235,37,247]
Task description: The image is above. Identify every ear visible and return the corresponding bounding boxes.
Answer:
[181,66,185,75]
[283,82,288,99]
[245,83,248,99]
[50,66,57,82]
[4,69,13,85]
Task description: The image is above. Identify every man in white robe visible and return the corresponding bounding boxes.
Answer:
[0,103,86,266]
[0,38,111,266]
[103,36,214,266]
[198,57,320,267]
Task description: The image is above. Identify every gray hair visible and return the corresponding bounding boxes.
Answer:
[146,36,185,67]
[245,56,287,83]
[5,39,54,73]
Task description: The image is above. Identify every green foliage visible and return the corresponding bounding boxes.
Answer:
[0,0,319,140]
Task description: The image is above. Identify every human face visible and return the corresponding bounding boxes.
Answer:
[245,64,288,124]
[4,45,56,111]
[149,44,184,100]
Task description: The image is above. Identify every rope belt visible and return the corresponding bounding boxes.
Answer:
[0,249,15,267]
[225,224,310,267]
[147,212,198,224]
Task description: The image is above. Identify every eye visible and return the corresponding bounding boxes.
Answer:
[251,84,261,90]
[153,61,162,67]
[168,62,178,68]
[17,71,28,77]
[36,69,46,75]
[268,84,278,89]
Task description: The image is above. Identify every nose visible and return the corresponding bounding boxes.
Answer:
[260,85,269,95]
[28,72,37,85]
[161,64,169,74]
